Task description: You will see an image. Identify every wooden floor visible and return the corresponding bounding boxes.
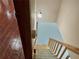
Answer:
[0,0,25,59]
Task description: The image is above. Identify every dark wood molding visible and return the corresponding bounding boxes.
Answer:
[13,0,32,59]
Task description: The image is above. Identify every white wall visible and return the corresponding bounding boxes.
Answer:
[30,0,36,29]
[57,0,79,59]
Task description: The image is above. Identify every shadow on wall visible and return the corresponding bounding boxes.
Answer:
[37,21,63,45]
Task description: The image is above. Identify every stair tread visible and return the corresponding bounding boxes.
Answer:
[32,47,57,59]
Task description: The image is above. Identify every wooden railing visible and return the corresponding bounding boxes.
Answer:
[48,38,79,59]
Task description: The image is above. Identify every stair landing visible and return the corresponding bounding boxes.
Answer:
[32,45,57,59]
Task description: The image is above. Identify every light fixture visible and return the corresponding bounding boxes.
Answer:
[37,12,42,18]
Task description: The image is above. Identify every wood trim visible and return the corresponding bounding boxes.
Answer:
[54,43,59,54]
[52,41,55,51]
[50,42,52,51]
[53,42,57,53]
[49,38,79,55]
[13,0,32,59]
[53,43,58,54]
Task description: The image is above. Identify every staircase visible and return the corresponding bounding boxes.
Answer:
[32,37,79,59]
[32,45,57,59]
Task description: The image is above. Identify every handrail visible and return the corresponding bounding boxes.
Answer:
[49,38,79,55]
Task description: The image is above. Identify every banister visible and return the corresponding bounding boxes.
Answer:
[49,38,79,55]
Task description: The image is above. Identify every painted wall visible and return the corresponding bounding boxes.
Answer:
[30,0,35,29]
[57,0,79,59]
[37,21,62,44]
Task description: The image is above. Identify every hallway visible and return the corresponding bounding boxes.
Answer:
[32,45,57,59]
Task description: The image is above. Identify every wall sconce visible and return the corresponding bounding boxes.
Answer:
[37,12,42,18]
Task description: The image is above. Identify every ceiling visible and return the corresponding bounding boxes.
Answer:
[30,0,62,29]
[36,0,62,22]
